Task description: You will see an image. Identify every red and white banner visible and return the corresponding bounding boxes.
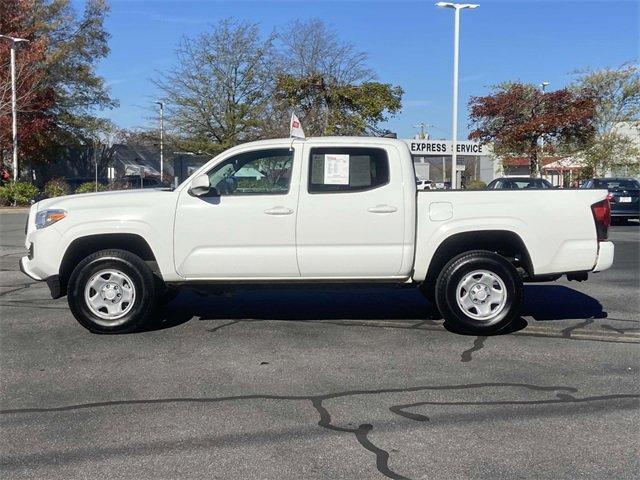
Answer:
[290,113,305,139]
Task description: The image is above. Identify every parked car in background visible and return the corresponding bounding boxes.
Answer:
[581,178,639,222]
[416,179,433,190]
[119,175,169,189]
[487,177,553,189]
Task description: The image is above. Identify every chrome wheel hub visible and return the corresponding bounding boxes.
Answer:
[84,269,136,326]
[456,270,507,321]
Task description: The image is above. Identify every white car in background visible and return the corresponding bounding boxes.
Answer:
[416,179,433,190]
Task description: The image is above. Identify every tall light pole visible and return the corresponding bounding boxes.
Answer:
[0,35,29,182]
[539,82,550,167]
[435,2,479,189]
[155,101,164,181]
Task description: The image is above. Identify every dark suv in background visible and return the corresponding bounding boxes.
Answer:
[581,178,640,223]
[486,177,553,189]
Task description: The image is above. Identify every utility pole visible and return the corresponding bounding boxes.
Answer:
[413,123,432,140]
[0,35,29,182]
[155,101,164,182]
[435,2,479,189]
[93,138,98,192]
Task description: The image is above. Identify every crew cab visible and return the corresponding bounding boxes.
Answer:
[21,137,614,334]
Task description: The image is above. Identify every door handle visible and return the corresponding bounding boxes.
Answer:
[264,206,294,216]
[367,205,397,214]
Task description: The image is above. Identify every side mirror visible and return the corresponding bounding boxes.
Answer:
[188,174,213,197]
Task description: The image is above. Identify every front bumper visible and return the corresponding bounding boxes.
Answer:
[20,257,64,298]
[19,255,44,281]
[593,241,614,272]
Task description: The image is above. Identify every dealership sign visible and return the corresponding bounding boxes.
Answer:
[406,140,486,155]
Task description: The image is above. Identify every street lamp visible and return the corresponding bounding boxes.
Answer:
[435,2,479,189]
[0,35,29,182]
[539,82,550,180]
[155,101,164,181]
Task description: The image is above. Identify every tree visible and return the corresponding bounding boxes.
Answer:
[279,19,372,85]
[32,0,118,141]
[274,74,403,136]
[273,19,402,136]
[572,64,640,177]
[154,19,277,155]
[0,0,54,167]
[1,0,117,171]
[468,83,596,177]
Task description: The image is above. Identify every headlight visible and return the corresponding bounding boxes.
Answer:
[35,209,67,229]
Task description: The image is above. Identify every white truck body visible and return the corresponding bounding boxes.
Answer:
[20,137,614,334]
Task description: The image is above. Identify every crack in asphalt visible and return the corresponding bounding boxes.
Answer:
[600,324,640,335]
[561,319,595,338]
[206,320,241,333]
[2,382,638,479]
[460,336,487,362]
[0,282,35,298]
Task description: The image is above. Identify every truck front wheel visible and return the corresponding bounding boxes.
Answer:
[67,249,156,334]
[435,250,523,334]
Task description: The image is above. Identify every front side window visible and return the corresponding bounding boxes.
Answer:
[308,147,389,193]
[207,148,293,195]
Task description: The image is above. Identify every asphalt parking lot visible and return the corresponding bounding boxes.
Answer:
[1,211,638,480]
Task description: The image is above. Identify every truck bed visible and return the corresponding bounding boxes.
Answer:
[412,189,609,280]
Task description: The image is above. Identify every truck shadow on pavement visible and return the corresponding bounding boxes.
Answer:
[147,283,606,334]
[522,284,606,321]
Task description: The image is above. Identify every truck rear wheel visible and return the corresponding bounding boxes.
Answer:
[435,250,522,334]
[67,249,156,334]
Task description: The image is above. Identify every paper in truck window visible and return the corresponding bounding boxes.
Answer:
[323,154,350,185]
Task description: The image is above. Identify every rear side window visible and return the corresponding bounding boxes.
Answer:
[308,147,389,193]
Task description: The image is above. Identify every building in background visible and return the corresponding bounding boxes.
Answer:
[404,138,494,187]
[498,122,640,187]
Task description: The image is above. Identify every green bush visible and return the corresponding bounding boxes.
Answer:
[75,182,106,194]
[43,178,69,198]
[0,181,39,206]
[465,179,487,190]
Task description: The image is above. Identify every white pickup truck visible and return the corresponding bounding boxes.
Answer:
[21,137,614,334]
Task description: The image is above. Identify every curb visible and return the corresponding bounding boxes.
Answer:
[0,208,30,213]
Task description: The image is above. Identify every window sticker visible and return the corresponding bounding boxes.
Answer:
[324,154,350,185]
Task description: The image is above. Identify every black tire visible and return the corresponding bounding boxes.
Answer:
[67,249,156,334]
[435,250,523,334]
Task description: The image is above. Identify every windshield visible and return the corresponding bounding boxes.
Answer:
[491,178,551,189]
[593,179,640,189]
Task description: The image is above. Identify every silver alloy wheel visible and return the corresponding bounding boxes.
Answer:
[456,269,507,321]
[83,269,136,326]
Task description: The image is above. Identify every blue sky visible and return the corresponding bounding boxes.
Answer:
[82,0,639,140]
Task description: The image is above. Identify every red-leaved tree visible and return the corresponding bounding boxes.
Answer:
[0,0,54,171]
[468,83,596,177]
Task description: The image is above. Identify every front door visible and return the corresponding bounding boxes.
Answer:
[174,147,300,279]
[296,145,406,277]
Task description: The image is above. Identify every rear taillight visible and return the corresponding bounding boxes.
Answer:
[591,199,611,241]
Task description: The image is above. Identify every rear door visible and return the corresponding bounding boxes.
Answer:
[296,145,406,278]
